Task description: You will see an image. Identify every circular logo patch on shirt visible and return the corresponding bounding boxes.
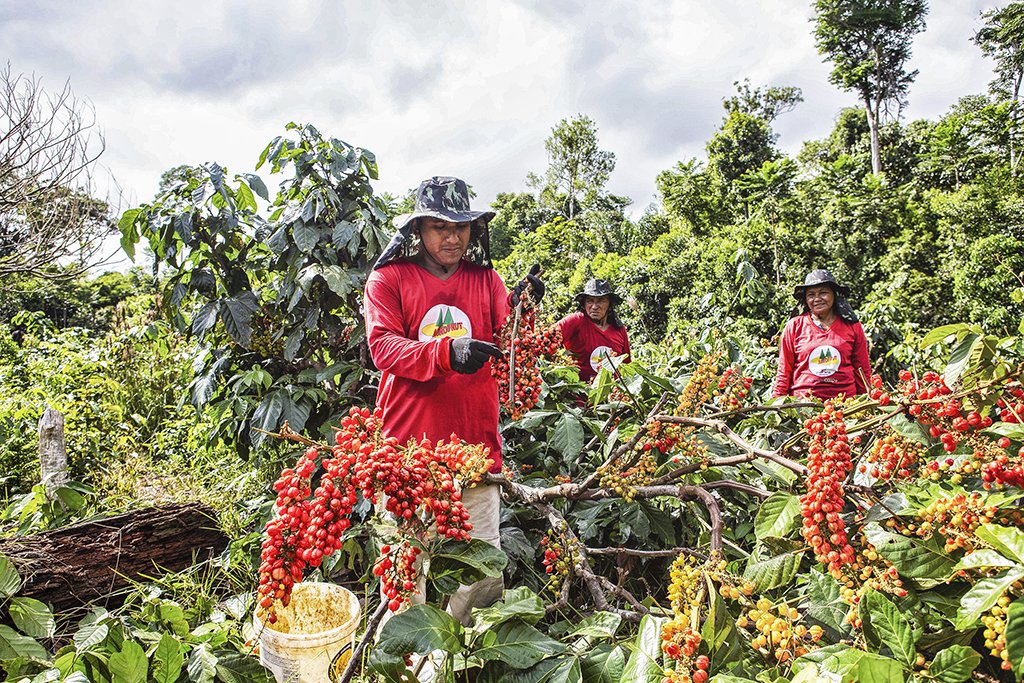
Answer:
[808,344,842,377]
[590,345,623,373]
[419,305,472,341]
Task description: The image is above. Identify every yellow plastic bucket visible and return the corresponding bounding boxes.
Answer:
[254,582,362,683]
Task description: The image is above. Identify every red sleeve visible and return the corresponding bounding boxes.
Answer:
[850,322,871,395]
[773,319,796,397]
[623,329,632,363]
[364,271,453,381]
[492,271,511,338]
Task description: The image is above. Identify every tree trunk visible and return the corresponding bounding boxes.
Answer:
[865,101,882,175]
[0,504,228,614]
[37,407,68,498]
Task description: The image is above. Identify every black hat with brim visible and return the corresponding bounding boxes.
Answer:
[575,278,622,306]
[391,176,495,232]
[792,269,849,301]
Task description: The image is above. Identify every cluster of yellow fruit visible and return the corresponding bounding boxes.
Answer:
[597,452,657,502]
[982,591,1022,672]
[735,598,823,663]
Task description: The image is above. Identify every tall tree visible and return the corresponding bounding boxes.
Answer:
[723,79,804,123]
[812,0,928,175]
[974,2,1024,174]
[0,65,112,279]
[528,114,616,220]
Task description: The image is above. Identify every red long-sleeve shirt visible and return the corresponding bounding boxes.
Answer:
[772,314,871,399]
[364,259,510,471]
[557,311,631,382]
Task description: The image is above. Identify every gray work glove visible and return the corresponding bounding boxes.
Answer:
[450,338,503,374]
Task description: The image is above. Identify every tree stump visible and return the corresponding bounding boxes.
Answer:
[0,504,229,614]
[38,407,68,497]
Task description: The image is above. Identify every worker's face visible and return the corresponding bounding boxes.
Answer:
[418,218,471,269]
[804,285,835,318]
[584,295,610,323]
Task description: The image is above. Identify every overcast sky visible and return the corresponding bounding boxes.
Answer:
[0,0,1003,268]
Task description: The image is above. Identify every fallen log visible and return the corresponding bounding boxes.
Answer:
[0,503,229,614]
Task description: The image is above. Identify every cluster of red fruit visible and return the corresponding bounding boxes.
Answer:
[917,492,999,553]
[257,407,493,621]
[540,530,574,596]
[492,298,562,420]
[660,617,704,683]
[898,371,992,453]
[712,366,752,410]
[996,386,1024,423]
[800,403,855,577]
[861,426,924,480]
[639,420,681,455]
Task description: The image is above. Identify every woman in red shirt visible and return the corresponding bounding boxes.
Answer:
[773,270,871,399]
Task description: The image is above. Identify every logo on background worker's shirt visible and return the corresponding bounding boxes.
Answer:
[590,345,624,373]
[808,345,841,377]
[419,305,472,341]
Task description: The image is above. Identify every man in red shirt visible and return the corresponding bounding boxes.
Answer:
[364,176,541,625]
[557,279,631,381]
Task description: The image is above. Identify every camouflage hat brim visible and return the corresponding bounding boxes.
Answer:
[392,208,496,231]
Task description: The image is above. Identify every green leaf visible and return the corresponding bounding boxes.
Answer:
[580,644,626,683]
[1005,600,1024,678]
[474,619,565,667]
[0,623,46,660]
[292,220,319,253]
[473,587,546,628]
[985,422,1024,440]
[191,301,220,338]
[151,634,183,683]
[220,292,258,347]
[233,180,256,212]
[187,643,218,683]
[742,549,803,591]
[929,645,981,683]
[321,265,354,298]
[72,622,108,651]
[974,523,1024,564]
[754,492,800,540]
[240,173,269,201]
[214,652,275,682]
[620,614,666,683]
[860,589,918,667]
[250,391,285,447]
[568,611,621,640]
[429,539,508,595]
[9,597,55,638]
[953,549,1015,571]
[550,415,585,459]
[944,333,980,387]
[954,568,1024,629]
[109,640,148,683]
[0,555,21,598]
[851,653,905,683]
[920,324,968,349]
[805,569,850,633]
[376,604,464,656]
[864,523,956,583]
[493,656,582,683]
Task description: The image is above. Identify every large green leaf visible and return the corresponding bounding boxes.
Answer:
[864,523,956,583]
[620,615,666,683]
[473,619,565,667]
[109,640,148,683]
[250,391,285,447]
[953,549,1015,571]
[429,539,508,595]
[580,644,626,683]
[0,624,46,660]
[9,597,55,639]
[376,604,464,656]
[954,568,1024,629]
[473,587,546,629]
[151,634,183,683]
[191,301,220,338]
[213,652,275,682]
[568,612,622,640]
[805,569,850,634]
[187,643,218,683]
[943,333,980,387]
[219,292,258,347]
[974,523,1024,565]
[72,622,109,651]
[851,653,905,683]
[550,415,585,459]
[753,492,800,540]
[1003,599,1024,679]
[860,589,918,667]
[0,555,21,598]
[742,549,803,590]
[929,645,981,683]
[491,655,582,683]
[292,220,319,253]
[919,324,968,349]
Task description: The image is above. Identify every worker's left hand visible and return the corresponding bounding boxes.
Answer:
[510,264,544,306]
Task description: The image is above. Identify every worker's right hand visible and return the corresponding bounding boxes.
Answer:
[450,338,504,374]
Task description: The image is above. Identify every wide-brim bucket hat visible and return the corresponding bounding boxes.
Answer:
[373,176,495,270]
[575,279,622,306]
[792,269,849,301]
[391,176,495,231]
